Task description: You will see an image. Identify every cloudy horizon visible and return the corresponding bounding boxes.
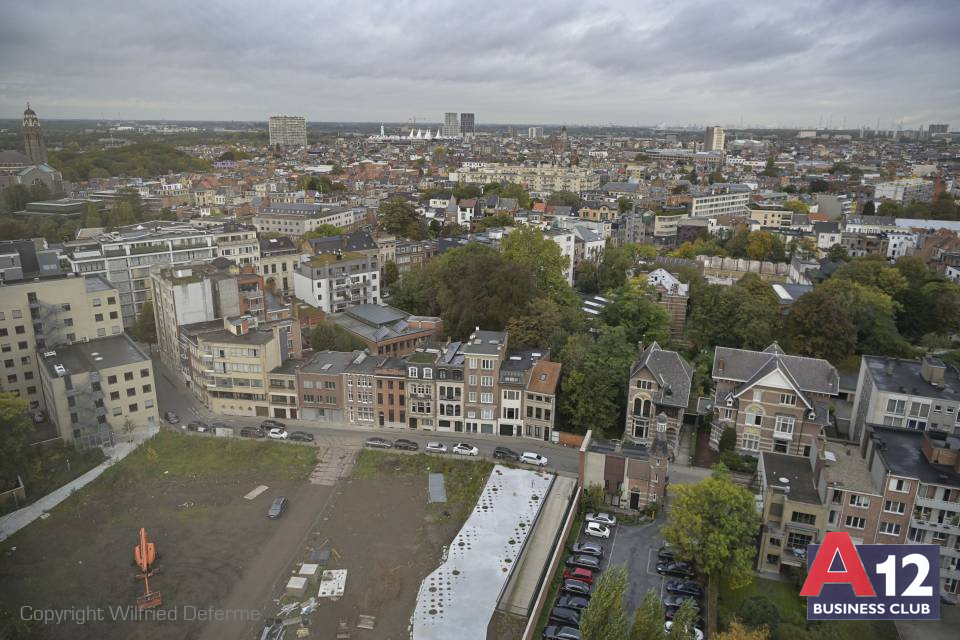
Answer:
[2,0,958,128]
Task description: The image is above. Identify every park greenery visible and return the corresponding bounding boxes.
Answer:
[48,141,211,182]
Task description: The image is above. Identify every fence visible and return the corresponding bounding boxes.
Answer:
[0,476,26,512]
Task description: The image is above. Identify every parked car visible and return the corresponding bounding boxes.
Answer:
[520,451,548,466]
[542,625,582,640]
[666,580,704,599]
[585,512,617,527]
[452,443,479,456]
[240,426,265,438]
[664,608,704,626]
[493,446,520,461]
[583,522,611,539]
[548,606,581,627]
[664,621,704,640]
[267,496,288,519]
[571,541,603,558]
[261,419,286,429]
[656,561,695,578]
[185,421,207,432]
[663,593,699,609]
[30,410,45,424]
[393,439,419,451]
[365,437,393,449]
[556,595,590,612]
[267,428,288,440]
[164,411,180,424]
[196,421,216,433]
[288,431,315,442]
[425,441,447,454]
[562,567,594,584]
[657,545,677,561]
[565,555,601,571]
[560,580,592,597]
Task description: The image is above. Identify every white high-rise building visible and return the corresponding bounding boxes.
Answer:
[704,126,725,152]
[269,115,307,147]
[528,126,544,139]
[443,112,459,138]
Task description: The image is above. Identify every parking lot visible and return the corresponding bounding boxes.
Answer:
[606,512,667,613]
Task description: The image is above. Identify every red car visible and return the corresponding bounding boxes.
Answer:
[562,567,594,584]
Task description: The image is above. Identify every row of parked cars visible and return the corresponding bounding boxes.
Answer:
[364,438,551,466]
[656,545,705,639]
[542,513,619,640]
[239,420,316,442]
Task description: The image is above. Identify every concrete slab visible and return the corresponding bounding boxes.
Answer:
[245,485,269,500]
[428,473,447,503]
[411,465,553,640]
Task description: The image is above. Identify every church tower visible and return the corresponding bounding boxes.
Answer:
[23,103,47,164]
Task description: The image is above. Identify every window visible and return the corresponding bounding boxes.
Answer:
[886,399,906,415]
[468,375,477,386]
[95,313,104,322]
[408,367,418,378]
[468,392,477,403]
[112,407,122,416]
[780,393,796,406]
[143,384,151,393]
[140,368,149,378]
[889,478,909,493]
[752,389,763,402]
[879,522,902,536]
[467,358,478,369]
[108,375,118,384]
[849,495,870,509]
[110,311,118,320]
[481,359,494,370]
[480,376,493,387]
[774,415,795,439]
[480,393,493,404]
[742,433,760,451]
[637,379,653,390]
[92,298,102,307]
[745,407,764,426]
[145,399,154,409]
[423,368,433,379]
[884,500,905,514]
[110,391,120,400]
[128,403,138,412]
[126,388,136,397]
[124,372,134,381]
[791,512,817,525]
[845,516,866,529]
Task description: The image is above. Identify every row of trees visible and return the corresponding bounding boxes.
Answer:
[670,228,816,264]
[48,142,211,182]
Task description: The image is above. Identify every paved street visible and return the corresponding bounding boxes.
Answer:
[607,512,668,614]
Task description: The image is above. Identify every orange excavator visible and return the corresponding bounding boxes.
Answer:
[134,527,162,610]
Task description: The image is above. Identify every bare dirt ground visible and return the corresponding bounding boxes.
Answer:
[0,432,318,640]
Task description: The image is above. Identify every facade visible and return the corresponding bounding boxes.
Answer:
[268,115,307,147]
[528,127,544,139]
[22,104,47,164]
[850,355,960,443]
[258,235,299,294]
[688,185,751,217]
[624,342,693,455]
[38,334,157,447]
[459,113,475,137]
[0,273,123,411]
[646,269,689,342]
[326,304,441,356]
[708,343,839,456]
[704,126,725,152]
[579,429,670,511]
[443,112,459,138]
[749,204,794,229]
[452,163,601,193]
[292,251,379,314]
[253,204,365,237]
[874,178,934,204]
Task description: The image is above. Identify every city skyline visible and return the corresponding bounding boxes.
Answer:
[1,0,958,127]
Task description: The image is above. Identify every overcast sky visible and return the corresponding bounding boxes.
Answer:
[2,0,958,128]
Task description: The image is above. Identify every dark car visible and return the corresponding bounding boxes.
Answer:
[663,593,699,609]
[261,419,286,429]
[240,426,265,438]
[656,561,695,578]
[289,431,315,442]
[267,496,288,519]
[556,595,589,612]
[571,541,603,558]
[565,555,601,571]
[493,446,520,461]
[657,545,677,561]
[393,439,419,451]
[185,421,206,432]
[164,411,180,424]
[548,606,580,627]
[666,579,704,599]
[664,606,705,627]
[365,437,393,449]
[542,624,582,640]
[561,580,592,597]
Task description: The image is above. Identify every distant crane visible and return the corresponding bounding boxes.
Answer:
[134,527,162,610]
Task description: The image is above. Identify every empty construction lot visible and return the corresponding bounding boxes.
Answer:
[0,434,492,640]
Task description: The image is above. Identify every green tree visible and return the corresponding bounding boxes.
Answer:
[662,468,761,636]
[29,181,52,202]
[0,393,36,489]
[81,203,102,228]
[744,231,785,262]
[106,201,137,228]
[473,213,515,231]
[667,598,700,640]
[1,185,31,213]
[782,199,810,214]
[861,201,876,216]
[600,281,671,347]
[377,197,420,236]
[579,565,629,640]
[131,301,157,346]
[833,256,908,297]
[877,201,903,217]
[501,225,575,306]
[826,244,849,262]
[618,197,633,213]
[504,298,563,351]
[452,184,482,200]
[388,268,435,316]
[301,224,343,240]
[761,158,779,177]
[558,326,635,436]
[629,589,665,640]
[716,620,770,640]
[547,190,582,207]
[309,321,367,352]
[382,261,399,287]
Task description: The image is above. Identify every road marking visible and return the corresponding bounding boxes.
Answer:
[244,485,269,500]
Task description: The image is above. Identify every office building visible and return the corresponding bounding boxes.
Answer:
[528,127,544,139]
[452,163,601,194]
[443,112,459,138]
[688,184,752,217]
[38,334,157,447]
[874,178,935,205]
[459,113,475,137]
[292,251,379,314]
[704,126,725,152]
[252,203,366,238]
[268,115,307,147]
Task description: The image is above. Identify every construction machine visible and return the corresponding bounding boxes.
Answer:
[134,527,162,610]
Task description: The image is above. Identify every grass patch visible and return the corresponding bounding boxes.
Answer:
[92,431,317,491]
[719,575,899,640]
[353,450,493,519]
[1,442,105,515]
[533,511,584,638]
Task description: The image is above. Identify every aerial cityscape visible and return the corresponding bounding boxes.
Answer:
[1,2,959,640]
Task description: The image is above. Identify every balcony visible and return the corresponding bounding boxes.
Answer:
[915,496,960,512]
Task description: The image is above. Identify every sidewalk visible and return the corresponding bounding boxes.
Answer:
[0,425,157,541]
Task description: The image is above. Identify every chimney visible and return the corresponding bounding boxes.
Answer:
[920,356,946,387]
[717,358,725,374]
[884,360,894,376]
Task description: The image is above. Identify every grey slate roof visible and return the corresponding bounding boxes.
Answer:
[714,343,839,398]
[630,342,694,409]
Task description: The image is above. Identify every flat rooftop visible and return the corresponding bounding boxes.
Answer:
[303,251,368,266]
[410,466,553,640]
[871,426,960,486]
[824,441,877,495]
[865,355,960,401]
[41,333,149,377]
[760,452,821,505]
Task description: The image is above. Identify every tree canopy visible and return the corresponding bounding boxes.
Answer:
[48,142,211,182]
[0,393,36,490]
[579,565,629,640]
[377,197,421,238]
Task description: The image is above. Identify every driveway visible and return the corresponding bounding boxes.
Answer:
[606,512,667,614]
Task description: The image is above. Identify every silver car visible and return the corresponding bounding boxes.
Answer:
[267,496,288,519]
